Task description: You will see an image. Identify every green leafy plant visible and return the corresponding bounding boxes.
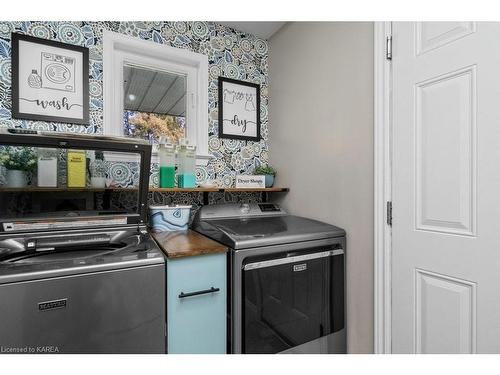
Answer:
[127,111,185,144]
[0,147,37,172]
[254,165,276,176]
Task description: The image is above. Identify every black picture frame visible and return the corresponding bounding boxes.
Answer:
[11,33,89,125]
[218,76,261,142]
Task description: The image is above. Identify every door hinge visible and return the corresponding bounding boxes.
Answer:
[386,35,392,60]
[387,201,392,226]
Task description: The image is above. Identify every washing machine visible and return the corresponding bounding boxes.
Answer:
[41,52,76,92]
[0,130,165,354]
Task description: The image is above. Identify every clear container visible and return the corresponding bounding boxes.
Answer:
[177,139,196,188]
[158,137,176,188]
[37,148,58,187]
[90,150,106,188]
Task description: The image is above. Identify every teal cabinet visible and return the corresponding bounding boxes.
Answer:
[167,252,226,354]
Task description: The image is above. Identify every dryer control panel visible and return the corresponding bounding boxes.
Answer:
[258,203,281,212]
[196,203,286,220]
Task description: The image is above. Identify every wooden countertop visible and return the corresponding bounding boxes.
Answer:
[152,229,228,259]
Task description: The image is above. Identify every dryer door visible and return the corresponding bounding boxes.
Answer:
[242,247,344,354]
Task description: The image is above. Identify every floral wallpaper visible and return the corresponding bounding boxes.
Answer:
[0,21,270,192]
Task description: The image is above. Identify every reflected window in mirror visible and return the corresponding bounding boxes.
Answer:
[123,65,186,144]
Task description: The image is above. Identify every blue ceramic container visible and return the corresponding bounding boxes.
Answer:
[264,174,275,188]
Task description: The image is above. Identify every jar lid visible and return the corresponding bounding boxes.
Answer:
[158,136,174,150]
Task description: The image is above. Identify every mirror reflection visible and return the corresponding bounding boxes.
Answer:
[123,65,186,144]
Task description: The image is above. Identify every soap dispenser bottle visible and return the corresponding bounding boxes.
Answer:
[158,136,176,188]
[177,138,196,188]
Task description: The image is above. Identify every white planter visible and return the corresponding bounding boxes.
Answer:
[6,169,27,188]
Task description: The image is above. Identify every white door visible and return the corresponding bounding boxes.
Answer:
[392,22,500,353]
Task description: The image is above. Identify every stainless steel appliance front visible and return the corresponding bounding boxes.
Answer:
[0,227,166,354]
[232,237,346,354]
[0,263,165,354]
[193,203,347,354]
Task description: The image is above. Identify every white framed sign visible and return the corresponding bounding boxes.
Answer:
[235,175,265,189]
[218,77,260,141]
[11,33,89,125]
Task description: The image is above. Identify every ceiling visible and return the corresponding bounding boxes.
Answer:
[123,65,186,117]
[218,22,286,39]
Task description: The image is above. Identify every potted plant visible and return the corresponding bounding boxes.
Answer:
[254,165,277,188]
[0,146,37,188]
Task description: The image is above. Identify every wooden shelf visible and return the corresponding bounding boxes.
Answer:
[225,187,289,192]
[149,187,289,204]
[149,187,289,193]
[1,187,289,204]
[150,187,218,193]
[0,187,137,192]
[1,186,288,193]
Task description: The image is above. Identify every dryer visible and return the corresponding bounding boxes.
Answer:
[193,203,346,354]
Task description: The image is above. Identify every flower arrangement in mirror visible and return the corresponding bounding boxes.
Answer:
[0,146,37,188]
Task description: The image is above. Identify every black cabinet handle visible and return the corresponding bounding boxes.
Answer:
[178,287,220,299]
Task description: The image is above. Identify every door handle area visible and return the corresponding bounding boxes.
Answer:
[178,287,220,299]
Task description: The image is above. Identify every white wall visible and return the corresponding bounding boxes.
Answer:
[268,22,374,353]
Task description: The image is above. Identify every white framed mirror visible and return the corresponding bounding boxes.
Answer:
[103,31,210,164]
[123,64,187,144]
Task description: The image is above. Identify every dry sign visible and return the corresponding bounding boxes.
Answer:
[218,77,260,141]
